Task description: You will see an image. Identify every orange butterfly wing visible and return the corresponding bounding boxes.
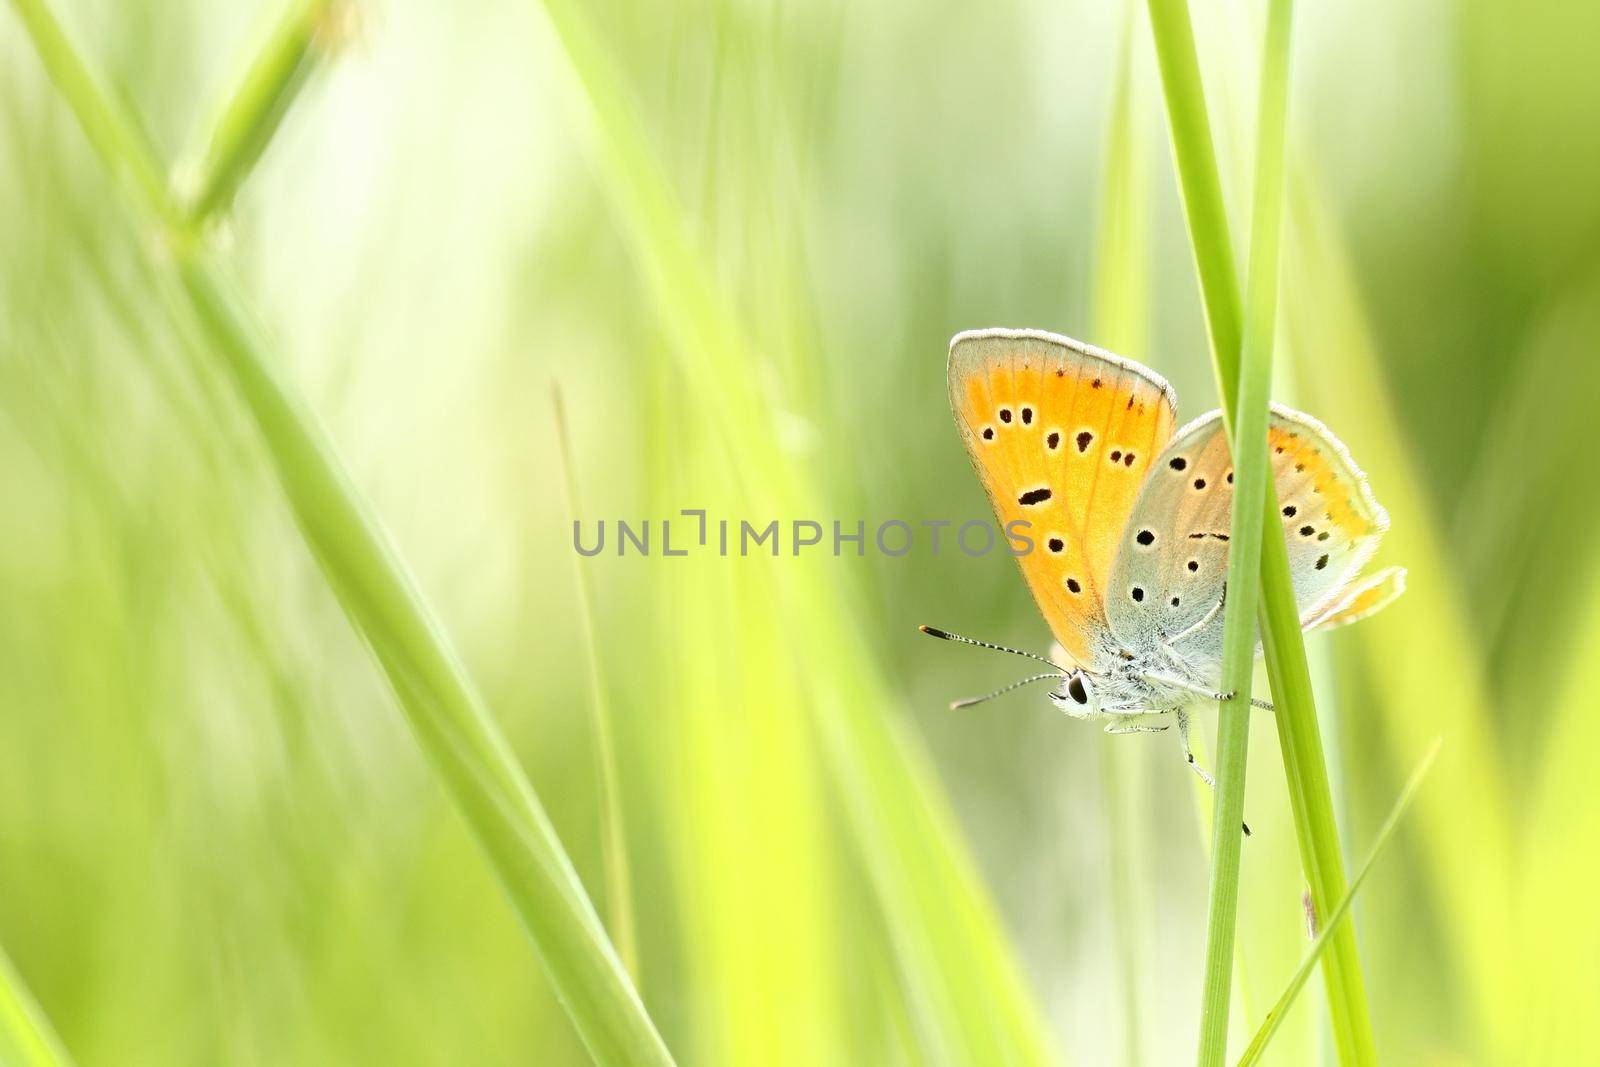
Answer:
[948,329,1178,670]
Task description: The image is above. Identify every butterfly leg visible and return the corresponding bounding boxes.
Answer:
[1140,670,1236,704]
[1175,710,1216,787]
[1176,710,1253,836]
[1104,719,1169,735]
[1139,670,1276,711]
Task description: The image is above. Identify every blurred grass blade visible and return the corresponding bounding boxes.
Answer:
[1282,177,1517,1058]
[169,242,675,1067]
[1196,0,1292,1062]
[552,383,638,978]
[7,0,177,227]
[530,0,1056,1061]
[1145,1,1376,1061]
[1090,7,1150,1062]
[1092,0,1151,358]
[9,3,676,1062]
[1518,556,1600,1061]
[1237,739,1440,1067]
[181,0,341,222]
[0,944,75,1067]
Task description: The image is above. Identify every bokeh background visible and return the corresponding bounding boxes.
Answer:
[3,0,1598,1064]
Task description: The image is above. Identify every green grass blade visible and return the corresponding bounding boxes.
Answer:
[1180,725,1257,1031]
[0,944,76,1067]
[180,0,338,222]
[528,1,1056,1060]
[1518,556,1600,1061]
[168,252,675,1067]
[9,4,676,1061]
[1143,0,1241,376]
[1282,178,1517,1058]
[1090,9,1151,1062]
[1196,0,1293,1062]
[1145,1,1377,1062]
[1237,739,1440,1067]
[1092,1,1151,359]
[7,0,176,228]
[552,383,639,978]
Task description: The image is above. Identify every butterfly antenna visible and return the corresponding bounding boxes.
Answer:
[949,672,1067,710]
[918,625,1069,672]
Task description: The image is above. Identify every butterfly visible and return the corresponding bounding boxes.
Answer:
[923,328,1405,786]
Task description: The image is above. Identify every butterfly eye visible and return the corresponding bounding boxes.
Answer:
[1067,674,1089,705]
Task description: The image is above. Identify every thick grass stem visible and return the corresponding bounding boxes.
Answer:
[1145,0,1377,1062]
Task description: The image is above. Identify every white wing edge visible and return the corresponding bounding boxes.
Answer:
[1304,565,1408,631]
[947,328,1179,414]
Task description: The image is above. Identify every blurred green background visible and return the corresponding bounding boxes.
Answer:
[3,0,1597,1064]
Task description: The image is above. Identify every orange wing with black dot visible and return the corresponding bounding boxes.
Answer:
[947,329,1179,670]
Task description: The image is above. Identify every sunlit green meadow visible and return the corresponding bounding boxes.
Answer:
[2,0,1597,1064]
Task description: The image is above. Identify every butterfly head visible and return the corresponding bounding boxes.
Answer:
[1048,668,1101,719]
